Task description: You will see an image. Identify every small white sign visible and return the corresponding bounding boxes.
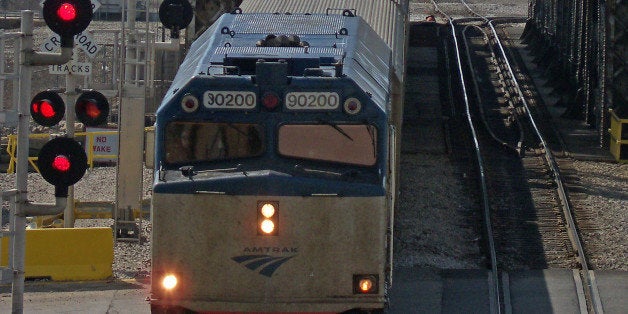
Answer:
[91,0,101,12]
[85,127,118,162]
[49,61,93,76]
[41,32,101,59]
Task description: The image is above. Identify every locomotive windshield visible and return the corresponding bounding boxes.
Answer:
[164,122,264,164]
[278,124,377,166]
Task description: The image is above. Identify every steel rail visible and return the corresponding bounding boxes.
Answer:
[461,24,524,155]
[428,1,501,313]
[457,0,600,312]
[485,18,601,314]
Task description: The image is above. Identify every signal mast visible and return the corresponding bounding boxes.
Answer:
[2,1,94,312]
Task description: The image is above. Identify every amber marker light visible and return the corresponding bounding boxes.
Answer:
[162,274,178,290]
[353,274,378,294]
[258,201,278,235]
[359,278,373,292]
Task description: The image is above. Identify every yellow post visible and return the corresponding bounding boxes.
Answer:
[609,110,628,163]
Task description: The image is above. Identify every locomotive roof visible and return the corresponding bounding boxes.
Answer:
[163,12,392,112]
[238,0,408,81]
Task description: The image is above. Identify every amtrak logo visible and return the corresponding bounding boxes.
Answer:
[232,254,296,277]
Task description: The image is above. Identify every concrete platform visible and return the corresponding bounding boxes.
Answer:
[505,270,586,314]
[591,270,628,313]
[0,279,151,313]
[388,268,628,313]
[388,268,492,314]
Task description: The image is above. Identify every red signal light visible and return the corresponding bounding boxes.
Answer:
[75,91,109,127]
[57,3,77,21]
[43,0,93,38]
[32,100,57,118]
[262,92,280,110]
[30,91,65,127]
[52,155,72,172]
[38,137,87,188]
[40,102,56,118]
[83,102,101,119]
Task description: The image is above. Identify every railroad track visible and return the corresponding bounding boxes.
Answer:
[460,19,580,270]
[429,0,603,313]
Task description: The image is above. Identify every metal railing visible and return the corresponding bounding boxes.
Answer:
[5,131,119,173]
[525,0,626,146]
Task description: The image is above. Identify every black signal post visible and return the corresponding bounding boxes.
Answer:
[8,8,94,312]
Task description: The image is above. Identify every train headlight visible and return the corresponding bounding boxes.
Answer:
[261,203,275,218]
[353,274,378,294]
[261,219,275,234]
[258,201,278,235]
[181,94,199,113]
[162,274,178,290]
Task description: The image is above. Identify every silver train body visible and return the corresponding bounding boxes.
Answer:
[150,1,408,312]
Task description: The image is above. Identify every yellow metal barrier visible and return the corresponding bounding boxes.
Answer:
[5,133,50,174]
[1,228,113,281]
[34,199,151,227]
[5,131,118,173]
[609,109,628,163]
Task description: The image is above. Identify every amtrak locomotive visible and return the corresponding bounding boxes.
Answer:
[150,2,407,312]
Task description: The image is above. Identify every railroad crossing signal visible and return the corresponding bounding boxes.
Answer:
[42,0,94,39]
[159,0,193,38]
[30,90,65,127]
[75,90,109,127]
[28,89,105,193]
[30,90,110,127]
[37,137,88,195]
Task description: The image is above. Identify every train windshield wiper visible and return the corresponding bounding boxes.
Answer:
[179,164,248,179]
[294,164,342,177]
[316,118,353,141]
[294,165,363,181]
[367,124,376,159]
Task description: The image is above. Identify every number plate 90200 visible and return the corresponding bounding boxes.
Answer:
[203,91,257,109]
[285,92,340,110]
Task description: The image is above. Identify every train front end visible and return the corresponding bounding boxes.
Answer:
[151,12,394,313]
